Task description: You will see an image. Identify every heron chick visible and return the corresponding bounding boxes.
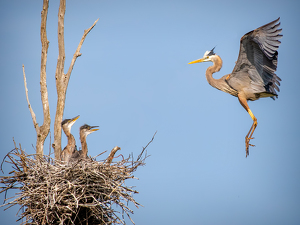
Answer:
[61,115,80,162]
[71,124,99,160]
[189,18,282,157]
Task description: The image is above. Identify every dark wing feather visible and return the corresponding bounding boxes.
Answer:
[227,18,282,99]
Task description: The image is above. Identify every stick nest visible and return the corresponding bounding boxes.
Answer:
[0,138,153,225]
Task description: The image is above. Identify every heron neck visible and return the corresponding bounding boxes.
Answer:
[80,134,88,157]
[205,55,223,88]
[67,134,75,145]
[205,55,238,97]
[63,128,75,146]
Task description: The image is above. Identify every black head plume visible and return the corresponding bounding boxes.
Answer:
[207,47,216,56]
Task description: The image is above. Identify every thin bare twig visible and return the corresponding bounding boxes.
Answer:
[65,18,99,86]
[48,130,52,163]
[137,131,157,161]
[91,150,107,159]
[22,65,38,131]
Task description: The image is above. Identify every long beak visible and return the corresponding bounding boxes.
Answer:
[188,58,205,64]
[71,115,80,122]
[90,126,99,132]
[67,115,80,129]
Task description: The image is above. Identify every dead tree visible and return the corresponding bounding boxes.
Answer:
[23,0,98,159]
[1,1,157,224]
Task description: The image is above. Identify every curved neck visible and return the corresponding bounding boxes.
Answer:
[62,127,71,137]
[205,55,223,89]
[205,55,238,96]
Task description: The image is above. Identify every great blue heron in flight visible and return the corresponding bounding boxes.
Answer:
[188,18,282,157]
[61,115,80,162]
[71,124,99,160]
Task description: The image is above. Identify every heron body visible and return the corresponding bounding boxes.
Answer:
[70,124,99,160]
[61,115,80,162]
[189,18,282,157]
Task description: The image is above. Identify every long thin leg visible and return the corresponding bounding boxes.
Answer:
[238,94,258,157]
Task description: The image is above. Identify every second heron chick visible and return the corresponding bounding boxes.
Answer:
[71,124,99,160]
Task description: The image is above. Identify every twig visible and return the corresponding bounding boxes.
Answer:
[19,143,27,173]
[91,150,107,159]
[22,65,38,131]
[48,130,52,163]
[65,18,99,86]
[137,131,157,161]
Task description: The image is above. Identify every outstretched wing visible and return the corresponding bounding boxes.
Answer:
[227,18,282,99]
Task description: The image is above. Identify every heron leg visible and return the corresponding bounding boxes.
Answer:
[238,94,258,157]
[245,110,257,153]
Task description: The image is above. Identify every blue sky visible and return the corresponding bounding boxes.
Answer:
[1,0,300,224]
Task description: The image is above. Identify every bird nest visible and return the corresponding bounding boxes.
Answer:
[0,136,154,225]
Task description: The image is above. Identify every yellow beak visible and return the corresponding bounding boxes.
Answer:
[72,115,80,122]
[188,58,205,64]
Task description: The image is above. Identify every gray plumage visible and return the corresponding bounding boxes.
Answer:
[228,17,282,100]
[188,18,282,156]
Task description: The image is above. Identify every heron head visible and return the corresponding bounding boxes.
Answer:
[62,115,80,131]
[80,124,99,137]
[188,47,216,64]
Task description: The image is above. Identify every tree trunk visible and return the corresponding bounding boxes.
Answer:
[38,0,51,156]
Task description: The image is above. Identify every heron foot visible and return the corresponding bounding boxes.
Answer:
[244,119,257,157]
[245,136,255,157]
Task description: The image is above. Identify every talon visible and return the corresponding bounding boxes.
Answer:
[245,147,249,157]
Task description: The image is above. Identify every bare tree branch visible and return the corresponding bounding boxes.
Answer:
[65,18,99,86]
[52,0,99,160]
[137,131,157,161]
[106,146,121,165]
[22,65,38,130]
[52,0,66,160]
[37,0,51,156]
[22,0,50,157]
